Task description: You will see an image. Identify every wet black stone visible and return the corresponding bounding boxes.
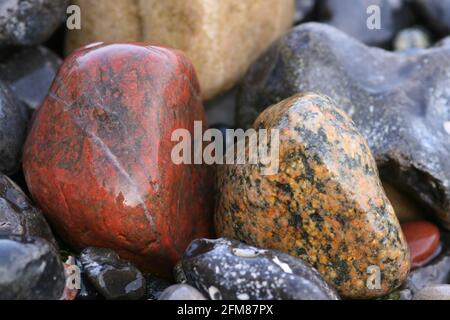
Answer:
[0,0,69,47]
[295,0,316,24]
[412,0,450,35]
[0,46,62,111]
[145,274,172,300]
[237,22,450,230]
[79,247,146,300]
[0,172,57,247]
[318,0,415,47]
[0,234,65,299]
[181,238,340,300]
[0,81,29,175]
[74,258,100,300]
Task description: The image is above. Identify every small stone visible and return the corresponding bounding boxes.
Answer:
[318,0,415,47]
[145,274,172,300]
[402,221,441,269]
[66,0,295,100]
[237,22,450,230]
[394,27,431,51]
[0,172,57,247]
[0,0,69,47]
[219,93,410,299]
[413,285,450,300]
[0,81,28,175]
[401,234,450,294]
[80,247,146,300]
[294,0,316,24]
[22,43,215,277]
[182,238,339,300]
[412,0,450,35]
[159,284,207,300]
[0,235,65,300]
[0,46,62,110]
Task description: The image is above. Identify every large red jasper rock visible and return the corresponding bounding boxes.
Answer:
[23,43,214,277]
[401,221,441,269]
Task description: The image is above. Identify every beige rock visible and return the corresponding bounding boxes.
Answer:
[66,0,295,100]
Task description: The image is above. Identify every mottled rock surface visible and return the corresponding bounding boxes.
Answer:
[66,0,295,100]
[0,80,28,175]
[181,238,339,300]
[0,46,62,110]
[237,22,450,230]
[0,0,68,47]
[0,235,65,299]
[220,93,410,298]
[23,43,214,277]
[159,284,207,300]
[0,173,56,247]
[318,0,414,46]
[80,247,146,300]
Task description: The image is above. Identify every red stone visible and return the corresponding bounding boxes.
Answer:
[401,221,440,269]
[23,43,214,277]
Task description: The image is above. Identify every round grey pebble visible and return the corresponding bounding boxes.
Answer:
[159,284,207,300]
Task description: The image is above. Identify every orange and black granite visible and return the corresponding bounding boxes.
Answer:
[215,93,410,299]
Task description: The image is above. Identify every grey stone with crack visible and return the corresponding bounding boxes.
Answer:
[237,22,450,230]
[181,238,340,300]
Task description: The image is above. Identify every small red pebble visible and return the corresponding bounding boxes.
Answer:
[401,220,440,269]
[23,43,214,277]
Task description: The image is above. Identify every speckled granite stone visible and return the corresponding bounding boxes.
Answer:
[181,238,339,300]
[237,22,450,231]
[219,93,410,299]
